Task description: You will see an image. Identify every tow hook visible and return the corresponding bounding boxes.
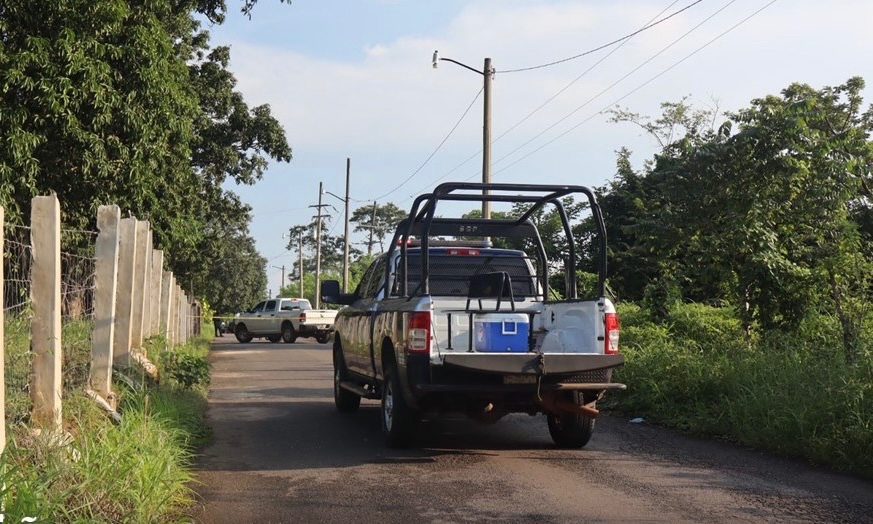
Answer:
[538,394,600,418]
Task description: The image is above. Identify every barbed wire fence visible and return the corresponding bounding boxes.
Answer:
[3,223,98,427]
[60,227,98,403]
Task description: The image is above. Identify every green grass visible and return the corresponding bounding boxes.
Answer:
[2,316,212,522]
[612,302,873,478]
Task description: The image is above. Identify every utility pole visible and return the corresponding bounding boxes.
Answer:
[368,201,376,256]
[310,182,330,309]
[482,57,493,220]
[343,158,351,292]
[433,51,494,219]
[298,234,304,298]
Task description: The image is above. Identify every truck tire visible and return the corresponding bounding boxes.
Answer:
[281,322,297,343]
[547,391,595,448]
[316,332,331,344]
[333,340,361,413]
[382,363,418,448]
[234,323,253,343]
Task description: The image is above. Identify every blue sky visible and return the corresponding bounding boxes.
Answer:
[207,0,873,297]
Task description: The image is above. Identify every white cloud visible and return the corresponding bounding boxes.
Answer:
[213,0,873,294]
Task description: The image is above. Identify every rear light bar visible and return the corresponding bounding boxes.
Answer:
[406,311,431,354]
[604,312,620,354]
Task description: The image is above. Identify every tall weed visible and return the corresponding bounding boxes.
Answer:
[613,302,873,478]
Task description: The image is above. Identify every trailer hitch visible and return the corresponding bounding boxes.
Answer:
[537,394,600,418]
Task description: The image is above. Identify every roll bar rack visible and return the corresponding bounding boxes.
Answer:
[384,182,608,300]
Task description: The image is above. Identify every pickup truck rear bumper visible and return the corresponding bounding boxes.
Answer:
[440,352,623,375]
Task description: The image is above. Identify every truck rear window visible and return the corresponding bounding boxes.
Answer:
[393,252,539,298]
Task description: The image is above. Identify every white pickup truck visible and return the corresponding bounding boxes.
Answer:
[321,182,625,448]
[231,297,337,344]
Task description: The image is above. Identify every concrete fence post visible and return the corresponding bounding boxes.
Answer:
[113,218,137,367]
[30,195,63,431]
[131,220,149,350]
[182,292,189,344]
[1,205,5,455]
[143,229,153,340]
[161,270,172,339]
[167,275,177,345]
[175,286,183,345]
[150,250,164,336]
[90,205,120,400]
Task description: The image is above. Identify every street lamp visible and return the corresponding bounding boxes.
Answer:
[323,158,351,293]
[433,50,494,219]
[271,265,285,293]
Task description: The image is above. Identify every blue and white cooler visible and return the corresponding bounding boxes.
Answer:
[473,312,530,353]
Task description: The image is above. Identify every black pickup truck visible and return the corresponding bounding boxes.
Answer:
[321,182,624,448]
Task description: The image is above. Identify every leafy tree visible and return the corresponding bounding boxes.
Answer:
[205,229,267,314]
[607,78,873,359]
[0,0,291,309]
[350,202,406,254]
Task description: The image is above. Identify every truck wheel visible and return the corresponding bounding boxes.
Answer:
[281,322,297,343]
[547,392,595,449]
[333,340,360,413]
[316,332,331,344]
[266,335,281,343]
[234,323,253,343]
[382,363,418,448]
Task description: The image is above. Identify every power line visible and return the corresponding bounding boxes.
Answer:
[401,0,683,202]
[479,0,742,180]
[500,0,704,73]
[369,86,484,202]
[492,0,779,176]
[493,0,683,148]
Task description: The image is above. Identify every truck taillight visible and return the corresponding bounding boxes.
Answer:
[406,312,431,354]
[300,312,306,322]
[605,313,620,354]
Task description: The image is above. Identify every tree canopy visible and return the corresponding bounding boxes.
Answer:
[604,77,873,358]
[0,0,291,312]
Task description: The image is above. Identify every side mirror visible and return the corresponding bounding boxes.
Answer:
[321,280,356,306]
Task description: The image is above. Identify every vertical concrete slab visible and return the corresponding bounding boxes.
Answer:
[150,250,164,335]
[183,291,189,343]
[167,276,177,345]
[1,206,5,454]
[142,229,152,340]
[131,220,149,349]
[89,205,120,399]
[30,195,63,431]
[161,270,172,339]
[113,218,137,367]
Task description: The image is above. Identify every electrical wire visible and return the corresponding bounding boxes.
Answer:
[401,0,683,201]
[500,0,704,73]
[491,0,779,177]
[369,86,484,202]
[493,0,682,151]
[478,0,742,180]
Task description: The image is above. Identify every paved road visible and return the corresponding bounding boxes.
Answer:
[193,336,873,523]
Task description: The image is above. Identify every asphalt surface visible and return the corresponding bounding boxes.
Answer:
[193,335,873,523]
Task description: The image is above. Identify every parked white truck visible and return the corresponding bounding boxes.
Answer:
[231,297,336,344]
[321,182,625,448]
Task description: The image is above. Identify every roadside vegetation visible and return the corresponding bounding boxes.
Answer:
[1,317,211,523]
[599,77,873,479]
[609,302,873,478]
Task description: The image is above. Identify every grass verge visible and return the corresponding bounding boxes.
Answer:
[2,316,211,523]
[611,302,873,479]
